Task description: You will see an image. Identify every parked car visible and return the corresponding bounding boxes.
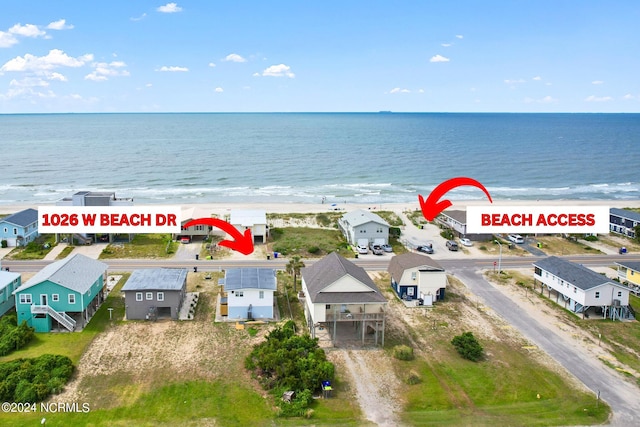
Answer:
[371,244,384,255]
[356,239,369,254]
[459,237,473,247]
[446,240,459,251]
[381,243,393,253]
[417,243,434,254]
[180,237,191,244]
[508,234,524,244]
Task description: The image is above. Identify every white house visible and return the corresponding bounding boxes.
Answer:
[533,256,633,320]
[229,209,268,244]
[301,252,386,346]
[221,268,276,319]
[387,253,447,305]
[337,209,390,246]
[175,206,219,241]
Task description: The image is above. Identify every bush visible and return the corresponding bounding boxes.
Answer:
[1,240,7,248]
[307,246,320,254]
[0,354,74,402]
[451,332,483,362]
[405,369,422,385]
[440,229,454,240]
[0,316,35,357]
[392,345,414,361]
[584,235,598,242]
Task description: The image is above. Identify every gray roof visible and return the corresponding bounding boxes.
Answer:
[0,270,20,287]
[440,209,466,224]
[615,261,640,273]
[533,256,617,291]
[610,208,640,222]
[301,252,386,304]
[121,268,187,292]
[340,209,389,228]
[387,253,444,282]
[1,208,38,227]
[223,268,276,291]
[14,253,108,294]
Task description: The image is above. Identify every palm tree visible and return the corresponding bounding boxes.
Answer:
[285,255,305,293]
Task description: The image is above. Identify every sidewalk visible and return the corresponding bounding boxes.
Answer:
[43,243,71,260]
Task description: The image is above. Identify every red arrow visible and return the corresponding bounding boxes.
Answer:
[419,177,493,221]
[183,218,254,255]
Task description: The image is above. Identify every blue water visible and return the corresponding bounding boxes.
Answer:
[1,113,639,205]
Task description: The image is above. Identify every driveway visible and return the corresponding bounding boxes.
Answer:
[451,265,640,425]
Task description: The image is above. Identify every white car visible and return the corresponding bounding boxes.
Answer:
[508,234,524,244]
[459,238,473,247]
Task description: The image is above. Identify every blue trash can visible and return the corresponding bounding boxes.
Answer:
[274,252,279,258]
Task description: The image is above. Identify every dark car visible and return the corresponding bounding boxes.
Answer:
[417,244,434,254]
[446,240,459,251]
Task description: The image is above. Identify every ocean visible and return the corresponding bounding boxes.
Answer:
[1,113,639,206]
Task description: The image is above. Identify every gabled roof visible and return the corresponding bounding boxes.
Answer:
[181,206,213,223]
[121,268,187,292]
[0,270,20,286]
[610,208,640,222]
[14,253,107,294]
[223,268,277,291]
[533,256,623,291]
[440,209,466,224]
[0,208,38,227]
[387,253,444,282]
[230,209,267,226]
[301,252,386,304]
[615,261,640,273]
[340,209,389,228]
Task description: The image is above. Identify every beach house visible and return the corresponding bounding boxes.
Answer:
[220,268,277,319]
[609,208,640,238]
[0,208,39,247]
[300,252,386,346]
[13,254,109,332]
[0,270,21,317]
[229,209,268,244]
[615,261,640,295]
[176,206,217,242]
[338,209,390,246]
[438,209,492,241]
[387,253,447,305]
[533,256,634,320]
[121,268,187,320]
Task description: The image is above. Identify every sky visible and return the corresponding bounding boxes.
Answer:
[1,1,639,113]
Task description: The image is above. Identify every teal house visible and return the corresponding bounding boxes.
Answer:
[0,270,21,317]
[13,254,108,332]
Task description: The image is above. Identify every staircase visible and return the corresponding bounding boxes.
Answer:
[31,305,76,331]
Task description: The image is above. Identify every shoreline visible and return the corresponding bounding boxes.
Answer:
[2,199,639,216]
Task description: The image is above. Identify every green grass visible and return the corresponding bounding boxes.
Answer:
[270,227,352,258]
[99,234,177,259]
[55,245,76,259]
[5,235,58,260]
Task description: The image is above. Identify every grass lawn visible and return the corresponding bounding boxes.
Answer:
[269,227,352,258]
[534,236,603,256]
[5,235,58,260]
[55,245,75,259]
[99,234,177,259]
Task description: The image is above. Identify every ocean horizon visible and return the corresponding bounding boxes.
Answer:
[1,112,639,206]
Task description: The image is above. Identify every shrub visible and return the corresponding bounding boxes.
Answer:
[0,316,35,357]
[307,246,320,254]
[393,344,414,361]
[440,229,454,240]
[0,354,74,402]
[315,213,332,227]
[584,235,598,242]
[1,240,7,248]
[405,370,422,385]
[451,332,483,362]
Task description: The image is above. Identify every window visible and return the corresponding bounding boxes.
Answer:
[19,294,32,304]
[157,292,164,302]
[146,292,153,300]
[237,291,244,297]
[411,272,417,281]
[2,227,6,233]
[325,304,331,310]
[13,228,17,235]
[573,287,577,293]
[595,292,600,298]
[136,292,143,302]
[52,294,59,302]
[408,287,415,296]
[618,291,622,297]
[259,291,264,299]
[68,294,76,304]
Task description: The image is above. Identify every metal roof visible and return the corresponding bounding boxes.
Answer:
[387,253,444,282]
[14,253,108,294]
[230,209,266,226]
[340,209,389,228]
[0,270,20,287]
[610,208,640,223]
[1,208,38,227]
[121,268,188,291]
[222,268,276,291]
[301,252,386,304]
[533,256,617,291]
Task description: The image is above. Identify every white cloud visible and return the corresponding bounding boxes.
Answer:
[0,31,19,48]
[157,65,189,72]
[48,72,67,82]
[430,54,450,63]
[261,64,295,78]
[418,89,425,93]
[455,35,463,39]
[1,49,93,72]
[584,95,612,102]
[223,53,247,63]
[389,87,411,94]
[208,62,216,68]
[130,13,147,22]
[252,72,260,77]
[85,61,130,81]
[441,43,452,47]
[532,76,542,81]
[591,80,604,85]
[214,87,224,93]
[8,23,46,38]
[9,77,49,88]
[622,94,636,100]
[47,19,74,30]
[157,3,182,13]
[146,83,153,87]
[524,96,557,104]
[504,78,526,85]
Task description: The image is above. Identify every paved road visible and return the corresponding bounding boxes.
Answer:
[452,265,640,425]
